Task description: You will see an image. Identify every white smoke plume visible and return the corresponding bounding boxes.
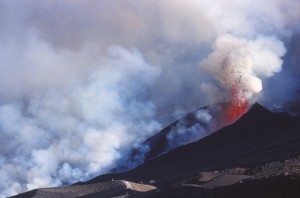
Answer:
[0,45,161,196]
[167,109,212,150]
[0,0,300,197]
[200,34,286,105]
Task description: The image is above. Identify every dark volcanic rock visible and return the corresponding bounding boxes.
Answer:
[130,105,214,162]
[12,103,300,198]
[146,175,300,198]
[85,103,300,185]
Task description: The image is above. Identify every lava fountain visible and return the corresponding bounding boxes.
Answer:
[222,87,249,125]
[199,34,285,126]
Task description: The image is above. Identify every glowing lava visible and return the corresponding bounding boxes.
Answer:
[223,88,249,125]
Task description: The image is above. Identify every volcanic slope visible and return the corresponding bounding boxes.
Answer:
[10,180,156,198]
[84,103,300,183]
[12,103,300,198]
[126,102,235,165]
[130,105,213,162]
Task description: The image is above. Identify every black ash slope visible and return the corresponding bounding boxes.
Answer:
[11,103,300,198]
[84,103,300,186]
[131,105,212,161]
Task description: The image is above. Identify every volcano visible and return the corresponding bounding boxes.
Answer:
[128,102,248,164]
[12,103,300,198]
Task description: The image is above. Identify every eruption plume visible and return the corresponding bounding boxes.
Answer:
[200,34,286,124]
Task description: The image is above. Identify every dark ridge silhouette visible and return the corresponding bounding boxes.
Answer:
[11,103,300,198]
[128,102,227,164]
[84,103,300,185]
[131,105,211,161]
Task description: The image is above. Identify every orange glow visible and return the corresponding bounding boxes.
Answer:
[222,88,249,125]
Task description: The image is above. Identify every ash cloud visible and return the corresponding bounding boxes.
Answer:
[167,109,212,150]
[0,0,300,197]
[0,45,161,196]
[200,35,286,105]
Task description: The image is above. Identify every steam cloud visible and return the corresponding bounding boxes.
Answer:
[0,45,162,196]
[201,35,286,104]
[167,108,212,150]
[0,0,300,197]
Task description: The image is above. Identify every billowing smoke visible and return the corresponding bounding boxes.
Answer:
[0,45,162,196]
[200,34,286,124]
[167,108,212,150]
[0,0,300,197]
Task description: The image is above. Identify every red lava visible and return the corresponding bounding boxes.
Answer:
[223,88,249,125]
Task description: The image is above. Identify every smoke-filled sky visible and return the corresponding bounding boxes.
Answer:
[0,0,300,197]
